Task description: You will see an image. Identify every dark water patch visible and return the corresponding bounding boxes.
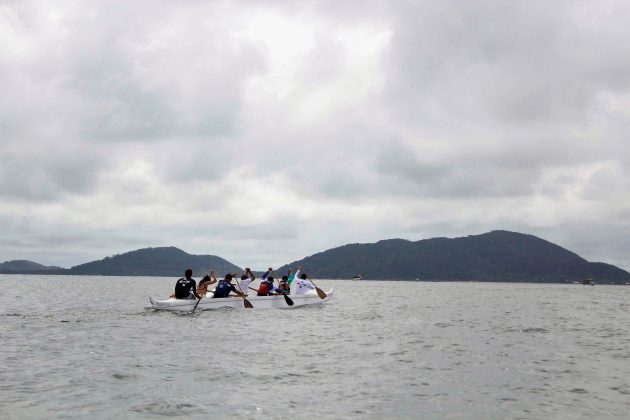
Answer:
[129,400,199,416]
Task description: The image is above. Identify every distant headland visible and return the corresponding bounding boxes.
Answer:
[1,230,629,284]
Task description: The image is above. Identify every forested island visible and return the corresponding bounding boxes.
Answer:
[2,231,629,283]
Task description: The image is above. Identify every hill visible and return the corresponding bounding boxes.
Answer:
[0,260,65,274]
[69,247,242,277]
[276,230,630,283]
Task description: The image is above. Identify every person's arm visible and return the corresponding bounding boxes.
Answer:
[192,280,201,299]
[229,284,244,297]
[262,268,271,280]
[246,267,255,281]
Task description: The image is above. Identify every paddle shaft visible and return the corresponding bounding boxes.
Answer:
[305,274,327,299]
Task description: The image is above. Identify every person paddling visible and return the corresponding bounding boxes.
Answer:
[275,276,290,295]
[197,271,217,296]
[257,268,276,296]
[237,268,255,297]
[212,274,245,299]
[290,265,316,295]
[174,269,202,300]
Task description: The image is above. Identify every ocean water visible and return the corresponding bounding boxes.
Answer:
[1,275,629,419]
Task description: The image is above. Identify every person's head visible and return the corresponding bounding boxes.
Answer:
[282,275,288,281]
[225,273,233,282]
[300,273,307,280]
[267,276,274,282]
[241,274,248,280]
[185,268,193,278]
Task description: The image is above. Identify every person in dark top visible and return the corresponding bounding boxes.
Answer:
[212,274,245,299]
[275,276,290,294]
[174,269,202,299]
[257,268,276,296]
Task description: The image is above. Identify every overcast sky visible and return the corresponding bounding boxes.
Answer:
[1,0,630,271]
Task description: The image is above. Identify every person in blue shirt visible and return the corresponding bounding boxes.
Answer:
[212,274,245,298]
[256,268,276,296]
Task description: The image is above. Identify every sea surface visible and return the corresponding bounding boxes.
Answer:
[1,275,629,419]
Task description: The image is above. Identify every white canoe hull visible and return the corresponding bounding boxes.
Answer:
[149,288,333,311]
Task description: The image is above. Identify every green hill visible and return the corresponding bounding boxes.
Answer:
[69,246,242,277]
[277,230,630,283]
[0,260,64,273]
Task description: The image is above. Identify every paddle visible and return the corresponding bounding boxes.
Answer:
[306,273,327,299]
[272,270,294,306]
[192,295,202,311]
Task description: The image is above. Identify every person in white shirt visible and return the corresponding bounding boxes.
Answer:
[236,268,255,296]
[290,265,316,295]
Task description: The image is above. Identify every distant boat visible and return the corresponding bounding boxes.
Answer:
[582,278,595,286]
[352,274,362,281]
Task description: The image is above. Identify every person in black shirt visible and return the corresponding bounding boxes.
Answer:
[174,269,202,299]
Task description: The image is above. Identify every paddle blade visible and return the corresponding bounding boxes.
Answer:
[316,287,327,299]
[283,294,294,306]
[244,298,253,309]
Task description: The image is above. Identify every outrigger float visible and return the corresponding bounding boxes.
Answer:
[149,288,334,311]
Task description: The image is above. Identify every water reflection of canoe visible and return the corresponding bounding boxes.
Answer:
[149,289,334,311]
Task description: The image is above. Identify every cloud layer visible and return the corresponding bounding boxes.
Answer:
[2,0,630,270]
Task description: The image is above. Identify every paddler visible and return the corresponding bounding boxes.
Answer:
[174,269,202,300]
[275,276,290,294]
[212,274,245,298]
[256,268,276,296]
[237,267,255,296]
[197,270,217,296]
[290,265,316,295]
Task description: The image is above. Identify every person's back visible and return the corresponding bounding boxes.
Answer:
[290,266,315,295]
[197,271,217,296]
[213,274,243,298]
[174,269,200,299]
[257,269,275,296]
[237,268,254,296]
[276,277,290,294]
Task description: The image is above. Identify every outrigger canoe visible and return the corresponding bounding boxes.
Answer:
[149,288,333,311]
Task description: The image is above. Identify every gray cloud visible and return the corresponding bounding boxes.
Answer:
[1,0,630,271]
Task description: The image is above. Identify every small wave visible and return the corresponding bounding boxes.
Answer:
[130,400,199,416]
[112,373,137,381]
[520,327,549,333]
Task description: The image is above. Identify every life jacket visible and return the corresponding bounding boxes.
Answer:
[213,280,231,298]
[277,282,289,293]
[257,281,270,296]
[175,277,193,299]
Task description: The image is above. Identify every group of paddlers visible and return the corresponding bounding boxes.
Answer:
[173,265,315,300]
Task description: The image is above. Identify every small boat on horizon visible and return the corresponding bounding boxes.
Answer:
[352,274,362,281]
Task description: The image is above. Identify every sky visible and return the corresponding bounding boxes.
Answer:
[1,0,630,271]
